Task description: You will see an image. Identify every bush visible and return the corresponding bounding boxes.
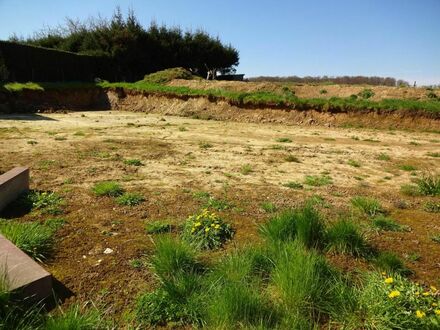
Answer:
[182,209,233,250]
[115,192,145,206]
[143,67,199,84]
[0,220,55,261]
[326,219,368,257]
[351,196,383,217]
[358,88,375,99]
[92,181,123,197]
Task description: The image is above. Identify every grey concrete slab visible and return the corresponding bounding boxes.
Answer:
[0,167,29,212]
[0,234,52,301]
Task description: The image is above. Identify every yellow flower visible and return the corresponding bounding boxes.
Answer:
[205,227,210,232]
[415,292,420,296]
[435,309,440,316]
[194,222,202,227]
[415,310,426,318]
[384,277,394,284]
[381,272,386,276]
[388,290,400,299]
[191,228,195,233]
[430,286,438,292]
[432,303,438,307]
[214,224,220,229]
[422,292,430,297]
[211,223,215,227]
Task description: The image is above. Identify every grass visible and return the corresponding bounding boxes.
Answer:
[347,159,361,167]
[282,181,303,189]
[432,235,440,244]
[326,219,368,257]
[426,152,440,158]
[275,137,292,143]
[199,141,213,149]
[372,215,407,232]
[377,153,391,161]
[92,181,124,197]
[260,201,277,213]
[0,220,57,261]
[416,173,440,196]
[115,192,145,206]
[284,154,301,163]
[399,164,417,171]
[123,158,143,166]
[373,251,410,276]
[146,221,172,234]
[240,164,253,175]
[44,305,104,330]
[350,196,383,217]
[424,201,440,213]
[304,174,333,186]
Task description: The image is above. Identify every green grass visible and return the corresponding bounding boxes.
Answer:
[424,201,440,213]
[304,174,333,186]
[199,141,213,149]
[92,181,124,197]
[416,173,440,196]
[146,221,172,234]
[4,81,440,115]
[44,305,104,330]
[115,192,145,206]
[400,184,421,196]
[372,215,407,232]
[373,251,410,276]
[350,196,383,217]
[377,153,391,161]
[347,159,361,167]
[240,164,253,175]
[275,137,292,143]
[260,201,277,213]
[282,181,303,189]
[326,219,368,257]
[0,220,56,261]
[284,154,301,163]
[399,164,417,171]
[427,152,440,158]
[123,158,143,166]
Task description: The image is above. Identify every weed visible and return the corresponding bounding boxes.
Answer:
[92,181,123,197]
[285,154,301,163]
[304,174,333,186]
[6,190,63,216]
[205,197,231,211]
[146,221,172,234]
[123,158,143,166]
[276,137,292,143]
[372,215,407,232]
[27,140,38,145]
[73,131,85,136]
[192,191,211,200]
[240,164,253,175]
[399,164,417,171]
[199,141,213,149]
[54,136,67,141]
[282,181,303,189]
[351,196,383,217]
[377,153,391,161]
[416,173,440,196]
[374,252,410,276]
[130,258,147,269]
[347,159,361,167]
[271,144,284,150]
[326,219,368,257]
[260,202,277,213]
[116,192,145,206]
[182,209,234,250]
[432,235,440,244]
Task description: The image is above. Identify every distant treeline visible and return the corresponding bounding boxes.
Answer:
[6,7,239,82]
[248,75,409,86]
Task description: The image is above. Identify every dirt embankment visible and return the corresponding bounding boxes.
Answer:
[1,87,439,130]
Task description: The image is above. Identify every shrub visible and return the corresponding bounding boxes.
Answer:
[326,219,368,257]
[356,272,440,329]
[374,252,410,276]
[92,181,123,197]
[416,173,440,196]
[146,221,172,234]
[358,88,375,99]
[123,158,143,166]
[143,67,198,84]
[372,215,407,232]
[182,209,233,250]
[304,175,333,186]
[350,196,383,217]
[0,220,55,261]
[115,192,145,206]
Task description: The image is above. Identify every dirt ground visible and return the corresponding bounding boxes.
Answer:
[0,110,439,324]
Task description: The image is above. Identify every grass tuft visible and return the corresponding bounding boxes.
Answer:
[115,192,145,206]
[326,219,368,257]
[351,196,383,217]
[92,181,124,197]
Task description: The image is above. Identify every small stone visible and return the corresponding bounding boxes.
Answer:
[103,248,114,254]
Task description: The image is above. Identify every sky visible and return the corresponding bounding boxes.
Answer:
[0,0,439,85]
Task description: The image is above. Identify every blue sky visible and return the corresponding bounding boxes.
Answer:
[1,0,439,84]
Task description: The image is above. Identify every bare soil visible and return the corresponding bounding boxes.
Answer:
[0,110,439,324]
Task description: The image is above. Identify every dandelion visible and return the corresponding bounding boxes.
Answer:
[191,228,195,233]
[384,277,394,284]
[422,292,430,297]
[415,310,426,318]
[430,286,438,292]
[194,222,202,227]
[433,303,438,307]
[214,224,220,229]
[435,309,440,315]
[388,290,400,299]
[205,227,210,232]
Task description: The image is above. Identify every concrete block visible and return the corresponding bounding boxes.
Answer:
[0,234,52,301]
[0,167,29,212]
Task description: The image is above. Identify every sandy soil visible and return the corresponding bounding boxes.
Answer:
[0,111,439,323]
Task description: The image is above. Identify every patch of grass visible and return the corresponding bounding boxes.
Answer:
[372,215,407,232]
[199,141,213,149]
[44,305,105,330]
[373,252,410,276]
[358,88,375,99]
[377,152,391,161]
[182,209,234,250]
[270,144,284,150]
[73,131,85,136]
[27,140,38,145]
[146,221,172,234]
[426,152,440,158]
[347,159,361,167]
[284,154,301,163]
[6,190,64,216]
[205,197,231,211]
[416,173,440,196]
[319,89,327,94]
[123,158,143,166]
[240,164,253,175]
[116,192,145,206]
[326,219,368,257]
[304,174,333,186]
[192,191,211,200]
[282,181,303,189]
[92,181,124,197]
[0,220,56,261]
[275,137,292,143]
[399,164,417,171]
[424,201,440,213]
[260,202,277,213]
[432,235,440,244]
[400,184,420,196]
[350,196,383,217]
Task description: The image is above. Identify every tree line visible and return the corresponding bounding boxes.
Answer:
[11,8,239,81]
[248,75,409,87]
